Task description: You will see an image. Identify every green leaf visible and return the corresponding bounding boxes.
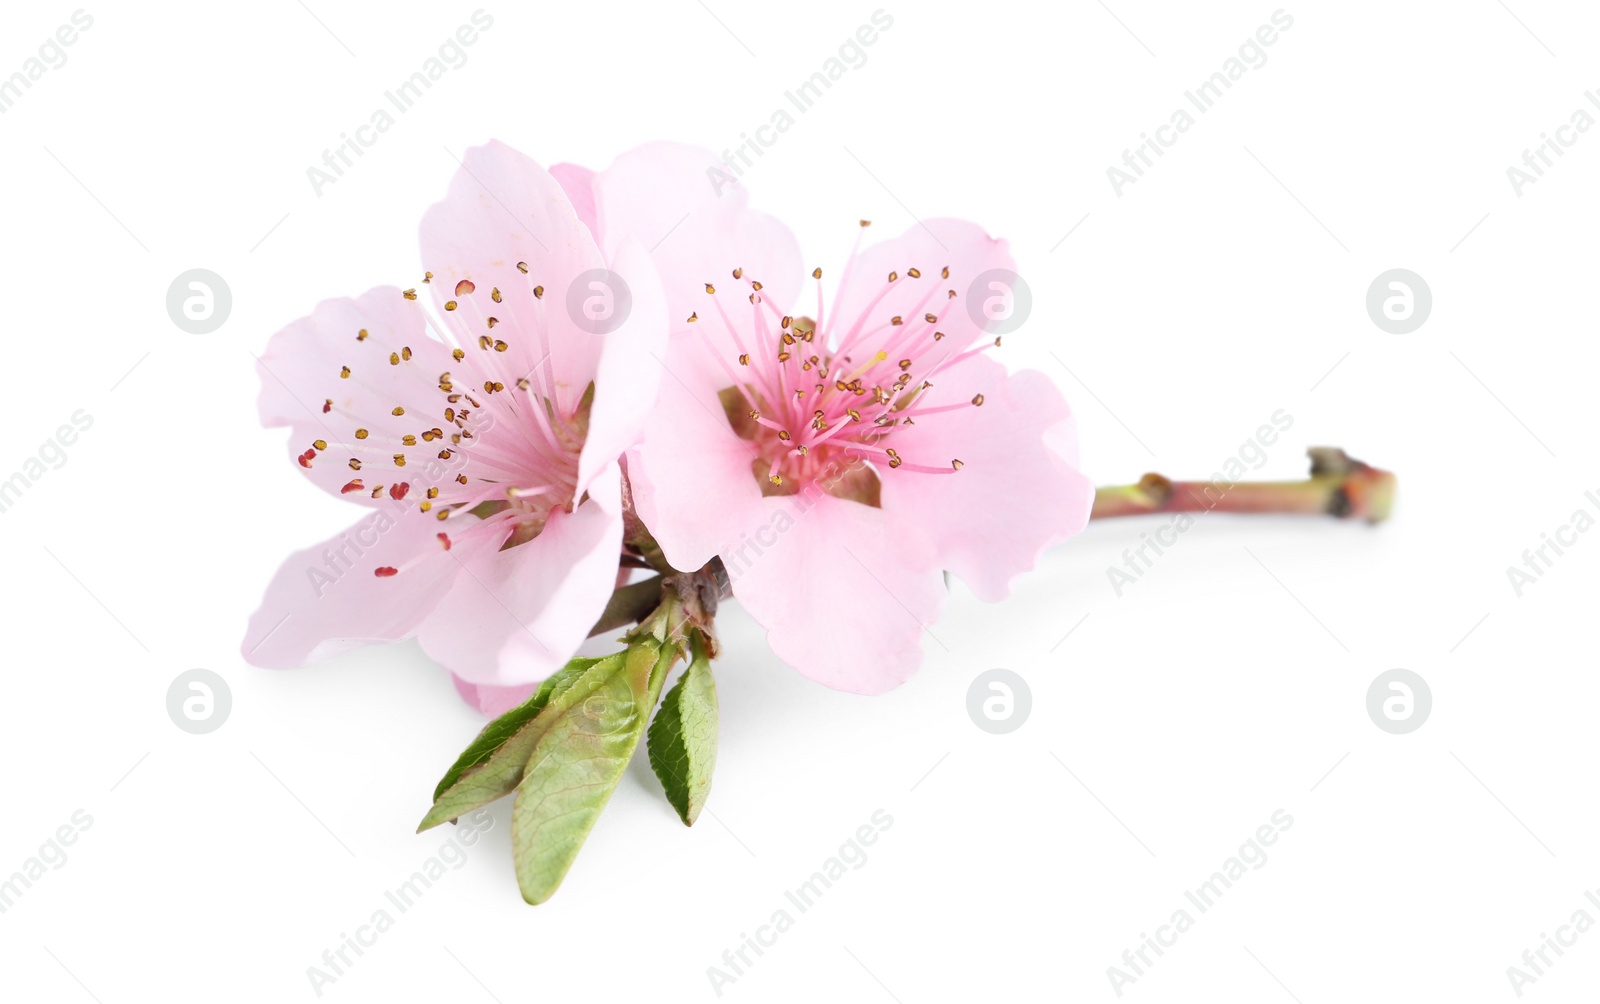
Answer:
[430,657,602,800]
[647,639,719,826]
[417,654,621,832]
[512,638,673,904]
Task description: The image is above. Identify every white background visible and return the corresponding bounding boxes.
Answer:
[1,1,1596,1001]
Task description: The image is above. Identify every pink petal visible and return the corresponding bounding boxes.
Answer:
[625,329,769,574]
[727,493,945,695]
[584,142,804,386]
[452,673,538,717]
[242,508,486,667]
[416,462,626,687]
[550,162,600,243]
[257,286,454,506]
[417,141,608,410]
[574,235,668,496]
[879,354,1094,601]
[831,218,1015,359]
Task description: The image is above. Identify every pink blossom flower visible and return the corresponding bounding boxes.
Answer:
[557,145,1094,694]
[243,142,665,715]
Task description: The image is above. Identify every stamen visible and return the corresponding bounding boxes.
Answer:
[700,231,985,496]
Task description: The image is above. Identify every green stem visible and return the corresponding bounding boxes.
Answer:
[1091,447,1396,524]
[588,576,664,638]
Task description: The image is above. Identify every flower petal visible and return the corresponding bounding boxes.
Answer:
[583,142,804,386]
[625,329,768,573]
[418,141,608,412]
[726,493,945,694]
[879,354,1094,601]
[257,286,455,506]
[242,508,485,667]
[451,673,538,717]
[574,235,668,496]
[550,162,600,242]
[831,219,1015,361]
[416,462,626,687]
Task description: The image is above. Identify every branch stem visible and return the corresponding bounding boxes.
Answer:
[588,576,665,638]
[1091,447,1396,524]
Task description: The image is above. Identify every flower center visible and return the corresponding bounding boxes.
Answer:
[299,274,591,575]
[695,255,993,504]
